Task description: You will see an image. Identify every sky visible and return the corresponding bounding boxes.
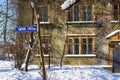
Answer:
[0,0,17,42]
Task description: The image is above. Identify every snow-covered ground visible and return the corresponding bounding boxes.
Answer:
[0,60,120,80]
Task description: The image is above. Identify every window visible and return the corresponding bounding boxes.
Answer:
[41,35,51,54]
[82,38,93,54]
[82,5,92,21]
[68,39,73,54]
[82,6,86,21]
[67,5,93,21]
[68,38,79,54]
[38,6,48,22]
[82,38,87,54]
[67,35,95,55]
[68,8,73,21]
[74,38,79,54]
[74,6,79,21]
[88,5,92,21]
[114,5,119,20]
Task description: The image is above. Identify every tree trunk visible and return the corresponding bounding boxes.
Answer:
[34,0,46,79]
[4,0,9,60]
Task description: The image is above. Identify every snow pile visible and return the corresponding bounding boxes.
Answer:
[0,61,120,80]
[61,0,77,9]
[0,60,42,80]
[46,66,119,80]
[0,69,42,80]
[0,60,14,69]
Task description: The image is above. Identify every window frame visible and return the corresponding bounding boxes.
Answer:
[113,5,119,21]
[81,37,94,54]
[38,5,50,22]
[67,4,94,22]
[66,35,96,55]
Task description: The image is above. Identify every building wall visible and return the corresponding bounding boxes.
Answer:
[18,0,120,66]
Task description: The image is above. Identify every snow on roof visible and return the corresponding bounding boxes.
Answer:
[61,0,77,10]
[106,30,120,39]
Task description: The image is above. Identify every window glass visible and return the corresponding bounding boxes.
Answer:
[88,44,92,54]
[69,44,73,54]
[69,39,72,43]
[68,39,73,54]
[68,8,73,21]
[88,5,92,21]
[74,38,79,54]
[82,6,86,21]
[83,38,86,43]
[43,7,48,22]
[74,38,79,43]
[88,38,93,54]
[74,45,79,54]
[82,44,87,54]
[82,38,87,54]
[114,5,118,20]
[88,38,93,43]
[74,6,79,21]
[38,6,48,22]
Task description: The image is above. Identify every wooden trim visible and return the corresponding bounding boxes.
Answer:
[65,54,96,57]
[108,46,113,66]
[93,37,96,54]
[79,37,82,54]
[92,4,95,21]
[48,5,50,22]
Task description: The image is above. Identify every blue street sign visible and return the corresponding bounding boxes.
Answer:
[16,26,37,32]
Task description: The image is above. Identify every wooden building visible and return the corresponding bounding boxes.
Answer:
[19,0,120,73]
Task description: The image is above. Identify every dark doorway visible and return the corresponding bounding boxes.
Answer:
[113,47,120,73]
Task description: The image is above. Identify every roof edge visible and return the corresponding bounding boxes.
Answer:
[106,30,120,39]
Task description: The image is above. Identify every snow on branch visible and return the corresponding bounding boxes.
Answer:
[61,0,77,10]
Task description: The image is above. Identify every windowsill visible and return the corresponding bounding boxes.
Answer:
[35,54,49,57]
[66,65,112,68]
[65,54,96,57]
[39,22,50,24]
[111,21,120,23]
[66,34,96,36]
[66,21,96,24]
